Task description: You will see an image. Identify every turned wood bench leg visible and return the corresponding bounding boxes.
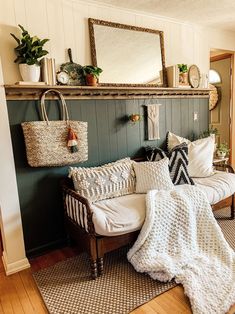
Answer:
[96,239,105,276]
[90,258,98,280]
[89,237,98,280]
[97,257,104,275]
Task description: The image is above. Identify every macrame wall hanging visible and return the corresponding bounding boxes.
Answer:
[145,103,162,140]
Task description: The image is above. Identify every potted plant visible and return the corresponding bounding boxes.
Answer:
[199,125,218,139]
[178,64,188,85]
[216,142,230,158]
[199,125,219,152]
[83,65,103,86]
[10,25,49,82]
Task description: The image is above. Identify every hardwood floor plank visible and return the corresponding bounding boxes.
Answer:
[4,276,24,314]
[0,273,14,314]
[153,292,191,313]
[0,301,4,314]
[132,302,158,314]
[10,273,35,314]
[20,270,47,313]
[168,286,192,309]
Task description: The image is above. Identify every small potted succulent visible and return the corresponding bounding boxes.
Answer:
[216,142,230,158]
[10,25,49,82]
[178,64,188,85]
[83,65,103,86]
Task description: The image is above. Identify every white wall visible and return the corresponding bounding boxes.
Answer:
[1,0,235,84]
[0,57,30,274]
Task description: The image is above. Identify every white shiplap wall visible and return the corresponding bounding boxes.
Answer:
[1,0,235,84]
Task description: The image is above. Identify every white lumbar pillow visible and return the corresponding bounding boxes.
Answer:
[167,132,215,178]
[133,157,174,193]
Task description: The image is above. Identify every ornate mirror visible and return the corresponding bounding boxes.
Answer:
[88,18,167,87]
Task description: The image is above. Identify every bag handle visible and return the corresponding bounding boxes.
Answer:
[40,89,70,125]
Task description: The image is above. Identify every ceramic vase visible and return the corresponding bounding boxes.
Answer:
[86,74,98,86]
[19,64,40,82]
[179,72,188,84]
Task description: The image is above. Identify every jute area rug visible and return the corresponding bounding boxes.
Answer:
[33,208,235,314]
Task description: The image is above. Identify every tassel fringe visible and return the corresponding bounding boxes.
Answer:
[67,127,78,153]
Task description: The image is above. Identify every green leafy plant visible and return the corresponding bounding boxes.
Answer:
[217,142,230,154]
[199,125,219,139]
[83,65,103,78]
[10,24,49,65]
[178,64,188,73]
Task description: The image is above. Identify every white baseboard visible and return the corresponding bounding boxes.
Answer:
[2,251,30,275]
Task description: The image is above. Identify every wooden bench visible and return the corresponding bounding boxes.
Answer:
[61,162,234,279]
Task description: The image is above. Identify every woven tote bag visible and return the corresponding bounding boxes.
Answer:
[21,89,88,167]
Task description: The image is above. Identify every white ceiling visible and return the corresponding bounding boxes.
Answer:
[93,0,235,31]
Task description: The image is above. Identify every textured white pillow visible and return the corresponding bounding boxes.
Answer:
[133,158,174,193]
[69,158,135,202]
[167,132,215,178]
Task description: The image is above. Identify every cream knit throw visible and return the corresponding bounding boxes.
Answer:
[127,185,235,314]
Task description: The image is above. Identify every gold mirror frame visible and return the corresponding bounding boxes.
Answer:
[88,18,167,87]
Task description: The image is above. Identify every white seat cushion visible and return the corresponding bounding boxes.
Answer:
[90,171,235,236]
[193,171,235,205]
[91,194,146,236]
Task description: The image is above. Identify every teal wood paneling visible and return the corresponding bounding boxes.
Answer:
[181,99,189,138]
[7,97,209,255]
[115,100,128,159]
[107,100,119,161]
[171,98,181,136]
[158,99,166,147]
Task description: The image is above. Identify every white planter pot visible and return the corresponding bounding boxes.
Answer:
[217,150,226,158]
[19,64,40,82]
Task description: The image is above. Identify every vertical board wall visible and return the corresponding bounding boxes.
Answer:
[7,98,208,255]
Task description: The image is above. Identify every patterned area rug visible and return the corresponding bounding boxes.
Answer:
[33,208,235,314]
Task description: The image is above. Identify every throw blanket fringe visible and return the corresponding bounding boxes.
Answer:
[127,185,235,314]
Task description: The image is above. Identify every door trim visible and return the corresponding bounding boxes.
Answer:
[210,53,232,62]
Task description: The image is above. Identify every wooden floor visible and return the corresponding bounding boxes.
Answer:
[0,247,235,314]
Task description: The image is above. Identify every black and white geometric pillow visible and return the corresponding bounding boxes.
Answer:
[145,143,194,185]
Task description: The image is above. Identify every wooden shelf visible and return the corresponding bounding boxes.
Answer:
[4,84,210,100]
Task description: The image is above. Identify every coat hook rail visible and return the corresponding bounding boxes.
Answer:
[4,85,210,100]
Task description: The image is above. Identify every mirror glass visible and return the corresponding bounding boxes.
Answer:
[89,19,166,86]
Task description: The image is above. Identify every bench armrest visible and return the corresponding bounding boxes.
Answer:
[213,163,234,174]
[61,179,96,235]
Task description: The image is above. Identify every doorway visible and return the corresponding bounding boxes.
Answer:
[209,49,233,164]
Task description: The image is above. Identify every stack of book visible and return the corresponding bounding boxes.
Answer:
[41,57,56,85]
[15,81,46,86]
[165,65,179,88]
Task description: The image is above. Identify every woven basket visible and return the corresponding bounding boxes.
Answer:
[21,89,88,167]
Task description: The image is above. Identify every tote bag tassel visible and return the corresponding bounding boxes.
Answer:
[67,127,78,153]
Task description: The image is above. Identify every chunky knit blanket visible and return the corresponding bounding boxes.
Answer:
[127,185,235,314]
